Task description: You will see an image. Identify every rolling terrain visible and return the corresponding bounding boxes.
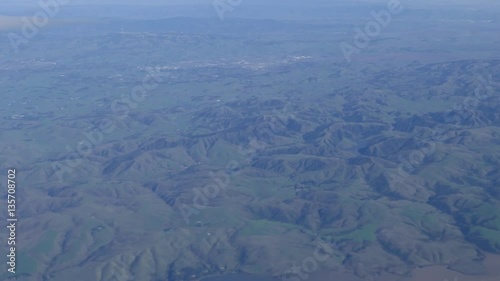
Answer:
[0,3,499,281]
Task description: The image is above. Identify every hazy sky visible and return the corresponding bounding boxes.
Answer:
[2,0,213,5]
[0,0,328,6]
[2,0,498,6]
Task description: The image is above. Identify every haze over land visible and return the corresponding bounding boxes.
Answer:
[0,1,499,281]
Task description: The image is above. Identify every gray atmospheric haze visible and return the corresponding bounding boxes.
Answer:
[0,1,500,281]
